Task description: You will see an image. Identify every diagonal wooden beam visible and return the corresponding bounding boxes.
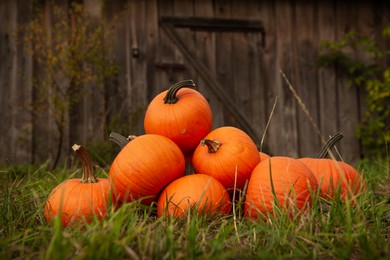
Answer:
[160,21,261,146]
[160,16,265,32]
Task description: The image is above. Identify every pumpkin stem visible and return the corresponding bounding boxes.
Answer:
[163,79,196,104]
[201,139,222,153]
[110,132,128,149]
[318,132,343,158]
[109,132,137,149]
[72,144,98,183]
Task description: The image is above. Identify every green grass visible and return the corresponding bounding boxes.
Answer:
[0,159,389,259]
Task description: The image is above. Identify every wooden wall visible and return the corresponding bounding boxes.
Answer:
[1,0,389,167]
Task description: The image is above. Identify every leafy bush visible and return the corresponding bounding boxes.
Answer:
[318,27,390,158]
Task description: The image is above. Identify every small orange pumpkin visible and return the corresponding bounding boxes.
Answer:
[298,158,365,200]
[144,80,212,155]
[157,174,231,217]
[109,134,185,205]
[192,126,260,191]
[44,144,112,227]
[244,156,318,219]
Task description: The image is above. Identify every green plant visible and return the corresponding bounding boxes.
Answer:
[317,27,390,158]
[20,2,119,168]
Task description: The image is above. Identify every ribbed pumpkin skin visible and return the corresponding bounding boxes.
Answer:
[244,156,318,219]
[144,87,212,155]
[157,174,231,217]
[109,134,185,205]
[298,158,365,200]
[192,126,260,191]
[44,178,111,227]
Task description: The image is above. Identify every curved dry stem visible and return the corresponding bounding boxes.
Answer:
[109,132,130,149]
[72,144,98,183]
[318,132,344,158]
[201,139,222,153]
[163,79,196,104]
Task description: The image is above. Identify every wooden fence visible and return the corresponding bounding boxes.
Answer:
[1,0,389,167]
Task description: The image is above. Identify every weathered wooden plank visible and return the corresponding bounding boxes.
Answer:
[82,0,106,144]
[353,1,379,159]
[102,0,131,138]
[155,0,175,96]
[335,1,361,163]
[317,0,339,150]
[159,16,264,32]
[231,0,252,128]
[0,0,17,164]
[31,1,64,167]
[0,0,34,165]
[145,0,159,108]
[383,1,390,67]
[8,0,21,162]
[193,0,223,129]
[173,0,195,82]
[294,0,321,157]
[274,1,299,157]
[128,0,149,135]
[257,0,277,155]
[375,1,390,67]
[214,0,236,128]
[14,0,33,164]
[230,0,264,146]
[245,0,267,150]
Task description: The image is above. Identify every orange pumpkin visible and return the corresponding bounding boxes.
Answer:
[244,156,318,219]
[298,158,365,200]
[109,134,185,205]
[44,144,112,227]
[192,126,260,191]
[157,174,231,217]
[144,80,212,155]
[259,151,270,161]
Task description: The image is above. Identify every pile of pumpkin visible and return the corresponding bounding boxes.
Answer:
[44,80,366,227]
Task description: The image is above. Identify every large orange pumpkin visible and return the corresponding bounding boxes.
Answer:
[244,156,318,219]
[192,126,260,191]
[157,174,231,217]
[144,80,212,155]
[44,144,112,227]
[298,158,365,200]
[109,134,185,205]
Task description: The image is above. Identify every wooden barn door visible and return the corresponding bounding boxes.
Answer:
[159,16,266,147]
